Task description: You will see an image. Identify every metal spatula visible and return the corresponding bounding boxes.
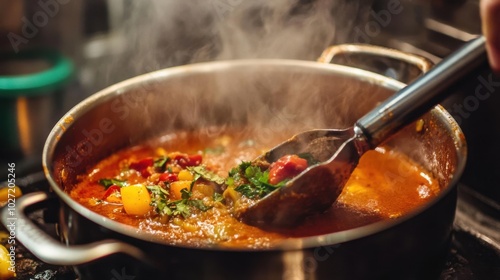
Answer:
[238,36,487,227]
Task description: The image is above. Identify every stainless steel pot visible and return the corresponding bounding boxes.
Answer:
[4,46,466,280]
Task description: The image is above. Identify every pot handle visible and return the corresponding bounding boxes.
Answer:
[1,192,150,266]
[317,44,434,83]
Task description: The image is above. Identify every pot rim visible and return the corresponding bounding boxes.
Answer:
[42,59,467,251]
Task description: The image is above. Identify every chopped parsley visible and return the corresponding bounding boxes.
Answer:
[187,165,225,185]
[154,156,170,171]
[148,185,213,219]
[213,192,224,203]
[228,161,285,199]
[98,178,128,189]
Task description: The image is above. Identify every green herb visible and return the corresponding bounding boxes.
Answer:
[213,192,224,203]
[229,161,251,177]
[148,185,171,215]
[225,177,234,186]
[154,156,170,171]
[98,178,127,189]
[180,188,214,212]
[174,201,191,218]
[187,165,225,185]
[234,181,279,199]
[188,199,213,212]
[190,172,201,190]
[181,188,191,199]
[229,162,282,199]
[227,161,251,184]
[234,184,260,198]
[147,186,213,219]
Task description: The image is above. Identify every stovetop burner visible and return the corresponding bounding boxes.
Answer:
[1,171,499,280]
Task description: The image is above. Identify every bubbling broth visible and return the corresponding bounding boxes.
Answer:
[69,127,440,248]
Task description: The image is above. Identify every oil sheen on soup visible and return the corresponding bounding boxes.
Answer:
[69,128,441,248]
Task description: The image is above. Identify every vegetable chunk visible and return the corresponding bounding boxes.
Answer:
[120,184,151,215]
[0,245,15,279]
[268,155,308,185]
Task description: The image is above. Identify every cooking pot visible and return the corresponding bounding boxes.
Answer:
[4,45,466,280]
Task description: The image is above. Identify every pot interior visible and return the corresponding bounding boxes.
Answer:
[45,60,466,243]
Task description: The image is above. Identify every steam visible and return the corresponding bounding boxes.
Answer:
[95,0,376,149]
[108,0,368,73]
[215,0,337,60]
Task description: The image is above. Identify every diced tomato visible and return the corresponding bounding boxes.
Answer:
[103,185,121,200]
[140,169,151,178]
[130,157,154,177]
[130,157,154,172]
[188,154,202,166]
[268,155,308,185]
[174,154,202,168]
[159,172,178,183]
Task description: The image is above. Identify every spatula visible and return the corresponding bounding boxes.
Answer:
[236,35,487,227]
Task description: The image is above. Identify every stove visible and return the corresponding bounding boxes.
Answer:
[1,0,500,279]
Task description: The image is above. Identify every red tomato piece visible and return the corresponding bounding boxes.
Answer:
[187,154,202,166]
[103,185,121,199]
[174,154,202,168]
[140,169,151,178]
[130,157,154,172]
[159,172,178,183]
[268,155,308,185]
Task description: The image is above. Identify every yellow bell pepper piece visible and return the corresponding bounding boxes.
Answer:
[0,244,15,279]
[178,170,194,181]
[0,187,22,203]
[169,181,191,200]
[120,184,151,216]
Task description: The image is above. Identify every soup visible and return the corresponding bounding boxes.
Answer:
[69,128,440,248]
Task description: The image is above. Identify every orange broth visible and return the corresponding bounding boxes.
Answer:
[69,129,440,248]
